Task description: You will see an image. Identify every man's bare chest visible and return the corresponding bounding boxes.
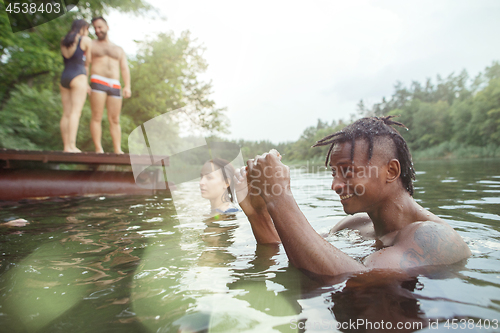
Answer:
[92,43,121,60]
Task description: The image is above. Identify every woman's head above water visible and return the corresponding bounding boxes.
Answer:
[200,158,236,211]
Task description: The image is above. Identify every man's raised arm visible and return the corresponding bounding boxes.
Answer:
[234,167,280,245]
[246,153,366,277]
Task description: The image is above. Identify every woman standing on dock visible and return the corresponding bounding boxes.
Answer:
[59,19,92,153]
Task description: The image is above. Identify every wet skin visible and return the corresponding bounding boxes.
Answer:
[241,142,471,278]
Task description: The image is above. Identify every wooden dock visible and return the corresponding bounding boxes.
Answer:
[0,149,170,201]
[0,148,156,166]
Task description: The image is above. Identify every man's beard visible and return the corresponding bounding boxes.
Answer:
[96,31,107,40]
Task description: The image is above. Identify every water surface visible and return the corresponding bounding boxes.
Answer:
[0,158,499,332]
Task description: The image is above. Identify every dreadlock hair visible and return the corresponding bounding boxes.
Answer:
[313,115,416,196]
[61,19,89,47]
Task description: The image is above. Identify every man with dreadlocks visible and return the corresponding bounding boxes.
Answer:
[235,116,470,277]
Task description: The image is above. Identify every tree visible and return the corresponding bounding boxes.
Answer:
[0,0,155,149]
[0,0,153,105]
[0,1,229,152]
[361,61,500,156]
[283,119,345,161]
[120,32,228,153]
[125,32,227,132]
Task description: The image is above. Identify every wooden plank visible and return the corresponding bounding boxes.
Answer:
[0,149,169,166]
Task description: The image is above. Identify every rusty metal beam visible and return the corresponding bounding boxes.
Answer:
[0,169,169,201]
[0,149,169,166]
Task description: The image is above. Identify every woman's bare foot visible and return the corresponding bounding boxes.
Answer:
[63,147,82,153]
[95,149,104,153]
[114,150,124,154]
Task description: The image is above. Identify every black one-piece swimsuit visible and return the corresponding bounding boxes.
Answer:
[60,37,86,89]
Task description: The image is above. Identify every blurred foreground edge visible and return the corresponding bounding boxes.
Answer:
[0,149,171,201]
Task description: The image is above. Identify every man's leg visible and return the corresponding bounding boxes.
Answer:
[106,95,124,154]
[90,91,107,153]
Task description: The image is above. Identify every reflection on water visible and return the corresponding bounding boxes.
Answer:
[0,159,499,332]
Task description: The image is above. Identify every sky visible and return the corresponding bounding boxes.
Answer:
[105,0,500,143]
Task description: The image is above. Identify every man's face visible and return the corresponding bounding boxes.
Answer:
[93,19,108,40]
[329,140,387,215]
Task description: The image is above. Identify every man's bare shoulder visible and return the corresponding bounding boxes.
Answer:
[108,41,124,51]
[111,43,125,58]
[370,220,472,270]
[329,213,373,235]
[395,220,459,243]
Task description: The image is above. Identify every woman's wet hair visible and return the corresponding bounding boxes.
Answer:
[313,115,416,196]
[61,19,89,47]
[207,158,236,203]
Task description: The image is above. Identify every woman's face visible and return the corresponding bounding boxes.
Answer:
[79,26,89,36]
[200,162,228,201]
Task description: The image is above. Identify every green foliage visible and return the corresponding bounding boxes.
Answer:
[0,4,65,105]
[227,119,346,163]
[362,61,500,159]
[75,0,153,18]
[0,1,228,152]
[124,32,228,133]
[232,139,290,162]
[412,141,500,160]
[0,0,153,149]
[276,62,500,162]
[282,119,346,162]
[167,61,500,162]
[0,84,63,150]
[229,119,346,164]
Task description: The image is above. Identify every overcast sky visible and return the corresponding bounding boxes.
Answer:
[105,0,500,143]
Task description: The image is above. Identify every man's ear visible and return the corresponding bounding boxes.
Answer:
[386,159,401,183]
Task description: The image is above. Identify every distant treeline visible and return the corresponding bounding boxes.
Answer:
[232,61,500,162]
[361,61,500,159]
[213,119,345,163]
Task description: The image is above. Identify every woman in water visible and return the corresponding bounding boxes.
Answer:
[59,19,92,152]
[199,158,239,216]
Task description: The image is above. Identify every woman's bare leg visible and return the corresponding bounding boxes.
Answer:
[66,74,88,152]
[60,84,73,152]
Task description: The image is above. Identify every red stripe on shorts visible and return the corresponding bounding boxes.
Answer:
[91,78,121,89]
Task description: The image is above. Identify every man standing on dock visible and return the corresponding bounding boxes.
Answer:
[89,17,131,154]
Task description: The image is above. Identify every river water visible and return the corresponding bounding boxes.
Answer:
[0,158,499,332]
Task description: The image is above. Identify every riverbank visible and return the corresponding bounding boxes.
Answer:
[279,142,500,166]
[411,142,500,160]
